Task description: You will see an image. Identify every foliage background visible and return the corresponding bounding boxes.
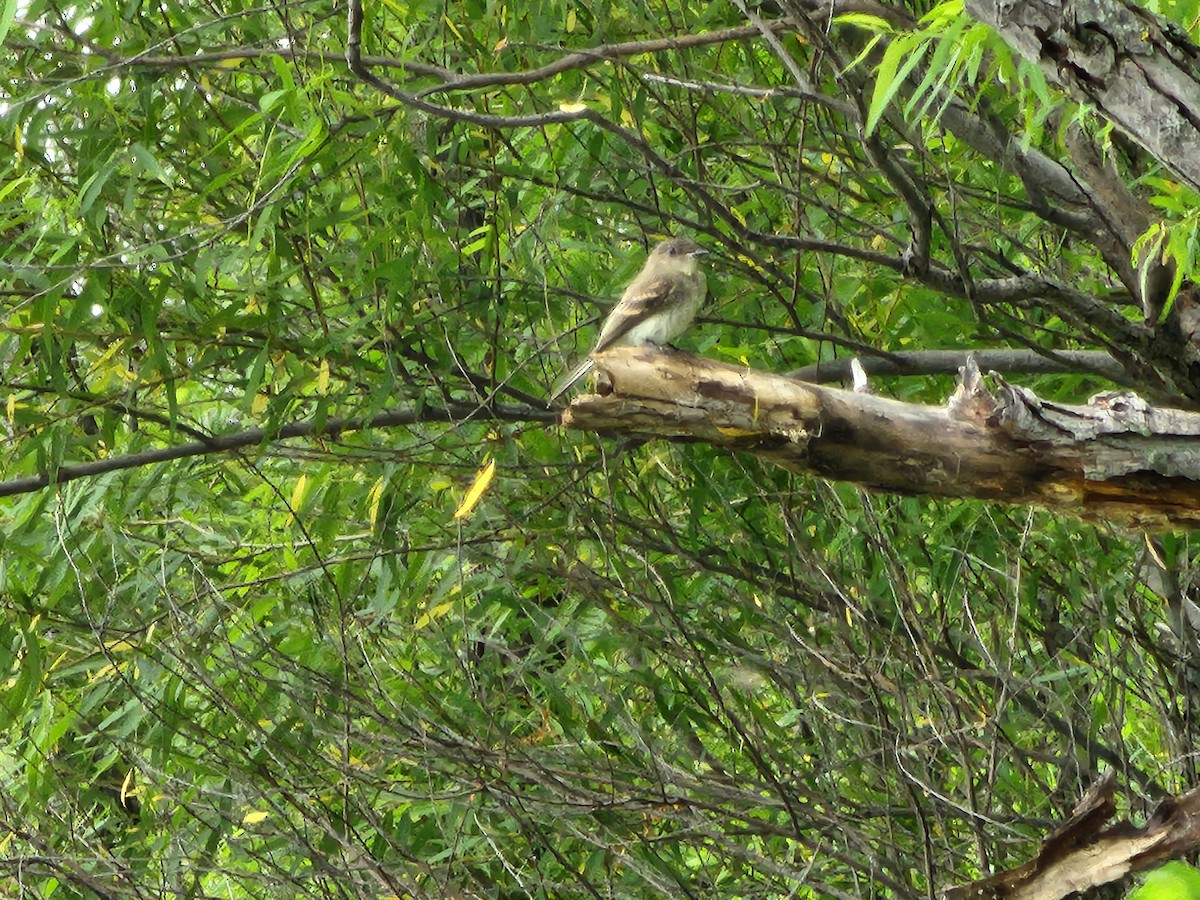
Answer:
[2,0,1199,896]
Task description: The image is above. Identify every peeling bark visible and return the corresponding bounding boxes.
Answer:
[965,0,1200,194]
[562,348,1200,529]
[942,773,1200,900]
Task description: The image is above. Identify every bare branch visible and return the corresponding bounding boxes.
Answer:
[417,21,798,97]
[790,349,1131,385]
[74,45,454,79]
[0,403,553,499]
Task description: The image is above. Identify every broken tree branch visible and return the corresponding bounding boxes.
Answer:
[561,348,1200,529]
[942,773,1200,900]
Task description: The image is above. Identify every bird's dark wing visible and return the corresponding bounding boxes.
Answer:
[592,276,675,353]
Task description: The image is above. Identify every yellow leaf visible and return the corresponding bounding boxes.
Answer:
[242,810,270,825]
[559,101,587,114]
[92,339,125,369]
[737,253,764,274]
[1145,533,1167,569]
[317,359,330,395]
[454,459,495,520]
[291,474,308,510]
[494,36,508,52]
[5,394,13,425]
[120,768,136,805]
[566,8,576,31]
[443,15,464,41]
[217,57,243,68]
[252,393,268,416]
[367,476,384,527]
[414,600,455,630]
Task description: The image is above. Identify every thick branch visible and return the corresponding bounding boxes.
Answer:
[966,0,1200,194]
[943,774,1200,900]
[562,348,1200,529]
[1060,119,1175,317]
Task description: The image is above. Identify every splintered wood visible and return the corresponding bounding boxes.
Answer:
[561,348,1200,529]
[942,773,1200,900]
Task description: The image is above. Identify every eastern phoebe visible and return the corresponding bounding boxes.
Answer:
[548,236,709,405]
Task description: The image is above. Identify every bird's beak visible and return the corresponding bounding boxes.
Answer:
[690,248,710,257]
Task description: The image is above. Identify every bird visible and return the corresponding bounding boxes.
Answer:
[547,236,708,405]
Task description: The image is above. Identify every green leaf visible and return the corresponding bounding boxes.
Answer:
[833,13,895,31]
[1129,862,1200,900]
[867,35,929,135]
[78,160,117,216]
[130,142,172,185]
[259,88,291,114]
[0,0,16,46]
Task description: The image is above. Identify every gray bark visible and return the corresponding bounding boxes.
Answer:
[965,0,1200,193]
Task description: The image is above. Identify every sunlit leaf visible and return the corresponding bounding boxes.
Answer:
[454,460,495,521]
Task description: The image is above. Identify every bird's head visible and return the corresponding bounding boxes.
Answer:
[651,236,708,274]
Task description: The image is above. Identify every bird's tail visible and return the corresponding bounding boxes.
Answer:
[547,358,594,407]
